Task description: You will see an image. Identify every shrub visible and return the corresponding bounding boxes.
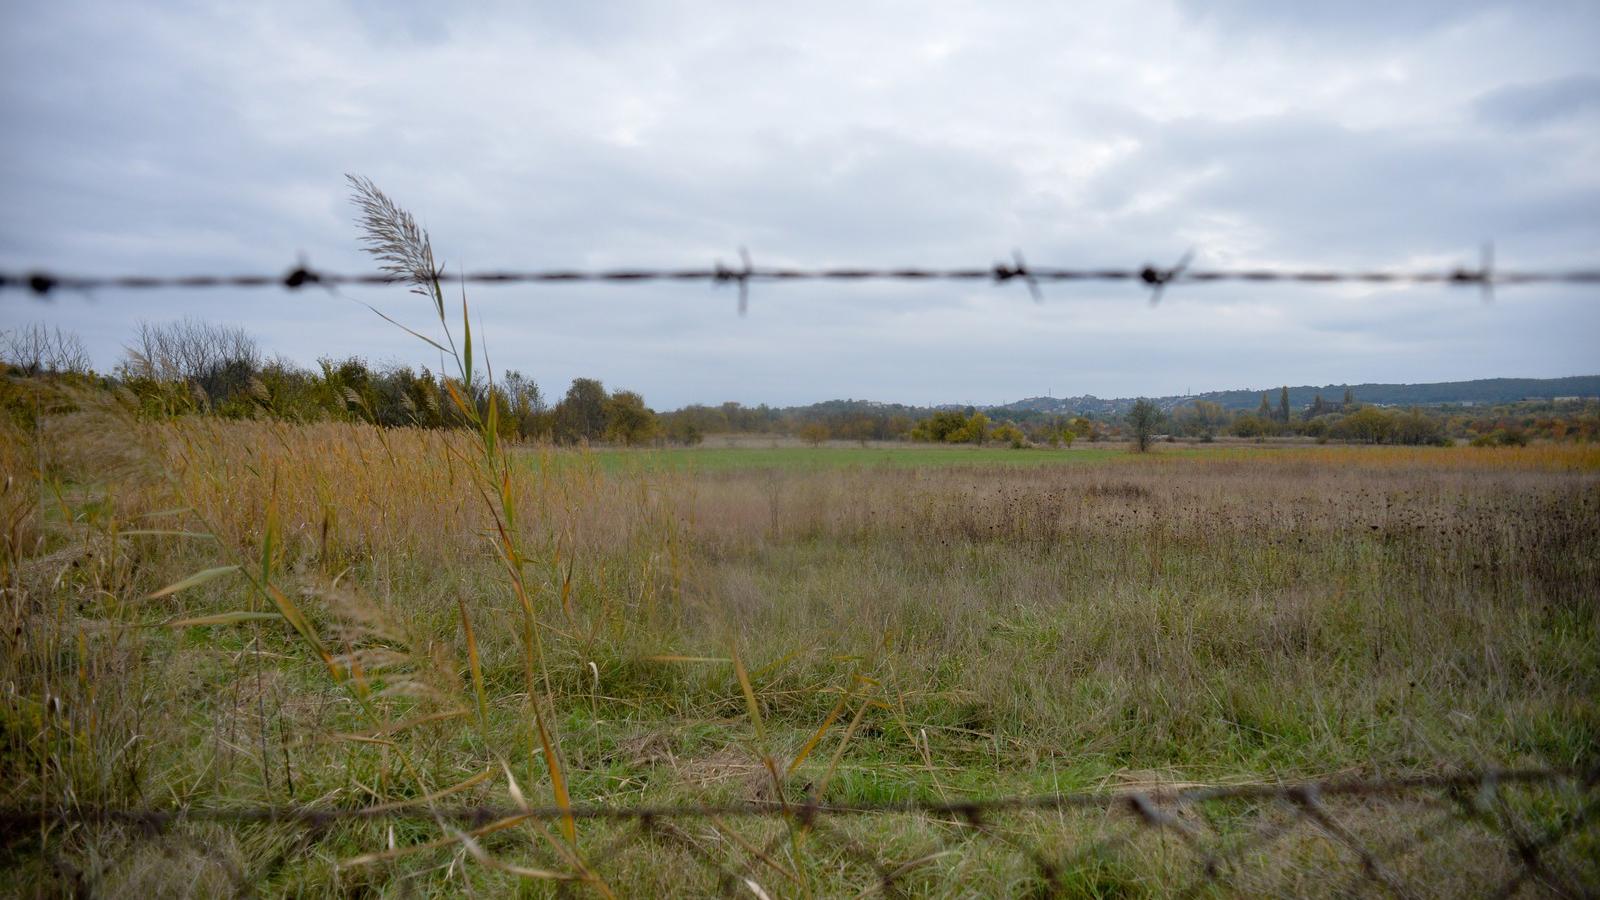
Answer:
[1330,407,1394,444]
[1472,427,1529,448]
[991,422,1026,449]
[1389,409,1449,446]
[798,422,830,446]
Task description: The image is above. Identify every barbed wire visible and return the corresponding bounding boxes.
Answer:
[4,250,1598,309]
[7,768,1596,896]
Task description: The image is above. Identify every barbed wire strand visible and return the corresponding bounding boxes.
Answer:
[4,253,1598,306]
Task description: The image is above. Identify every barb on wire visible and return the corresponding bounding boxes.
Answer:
[993,250,1043,301]
[714,247,754,315]
[5,253,1598,301]
[1477,241,1496,303]
[1143,248,1194,306]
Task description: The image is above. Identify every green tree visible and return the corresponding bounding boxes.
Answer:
[1331,406,1394,444]
[666,417,704,445]
[1128,398,1160,452]
[909,410,967,442]
[503,370,546,440]
[1279,386,1290,423]
[1388,408,1448,446]
[1190,400,1226,441]
[950,411,991,445]
[1471,427,1527,447]
[555,377,607,443]
[798,422,830,446]
[603,390,657,446]
[991,422,1026,448]
[1044,418,1076,447]
[1232,415,1266,439]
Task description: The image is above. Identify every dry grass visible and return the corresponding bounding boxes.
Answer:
[3,407,1597,895]
[1200,441,1600,472]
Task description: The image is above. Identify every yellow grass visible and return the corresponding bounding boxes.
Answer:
[1240,442,1600,472]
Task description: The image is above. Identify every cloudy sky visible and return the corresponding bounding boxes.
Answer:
[2,1,1597,407]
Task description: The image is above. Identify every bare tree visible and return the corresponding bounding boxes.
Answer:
[119,318,261,403]
[1,323,93,375]
[120,319,259,380]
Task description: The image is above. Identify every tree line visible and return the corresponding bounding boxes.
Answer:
[4,321,1594,448]
[1,320,661,445]
[1137,387,1599,447]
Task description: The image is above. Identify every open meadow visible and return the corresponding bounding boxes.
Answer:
[9,2,1600,895]
[3,409,1598,896]
[574,441,1135,473]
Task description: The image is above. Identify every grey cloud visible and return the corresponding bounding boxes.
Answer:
[341,0,455,45]
[1173,0,1586,39]
[1081,113,1600,264]
[1474,74,1600,128]
[2,1,1597,408]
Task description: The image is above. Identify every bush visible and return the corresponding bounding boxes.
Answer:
[1330,407,1394,444]
[666,418,704,446]
[798,422,830,446]
[1389,409,1449,446]
[950,412,991,445]
[1471,427,1528,448]
[1231,415,1266,439]
[909,410,970,442]
[991,422,1026,449]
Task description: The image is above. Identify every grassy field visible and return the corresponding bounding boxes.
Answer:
[563,439,1600,475]
[558,442,1137,473]
[4,410,1598,895]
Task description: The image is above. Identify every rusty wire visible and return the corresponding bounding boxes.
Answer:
[3,254,1598,303]
[4,768,1596,896]
[1,768,1585,829]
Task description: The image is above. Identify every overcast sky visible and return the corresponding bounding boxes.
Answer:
[2,1,1597,408]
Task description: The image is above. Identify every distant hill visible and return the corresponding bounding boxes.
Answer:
[694,376,1600,421]
[990,376,1600,416]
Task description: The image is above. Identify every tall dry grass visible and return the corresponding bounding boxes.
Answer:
[4,403,1596,894]
[3,176,1593,893]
